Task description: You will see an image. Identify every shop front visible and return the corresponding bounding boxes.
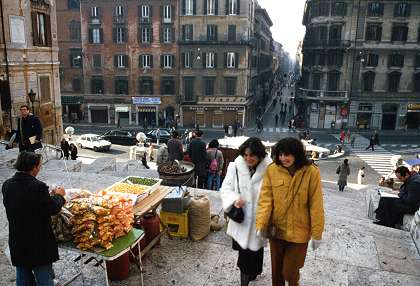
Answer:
[406,103,420,130]
[305,102,346,129]
[133,97,160,129]
[115,106,130,126]
[381,103,398,130]
[181,106,245,128]
[88,105,109,124]
[356,103,373,129]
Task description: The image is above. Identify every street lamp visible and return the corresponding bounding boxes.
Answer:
[28,89,36,115]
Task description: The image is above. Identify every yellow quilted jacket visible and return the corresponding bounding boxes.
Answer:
[256,162,325,243]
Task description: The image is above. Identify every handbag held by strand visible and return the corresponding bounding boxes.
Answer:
[225,166,244,223]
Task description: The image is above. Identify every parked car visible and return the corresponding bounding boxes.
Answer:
[146,129,171,144]
[76,134,111,152]
[101,130,138,146]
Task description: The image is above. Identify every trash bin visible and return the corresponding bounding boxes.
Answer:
[228,126,233,136]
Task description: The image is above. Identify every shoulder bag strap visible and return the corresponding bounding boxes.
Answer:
[235,165,241,194]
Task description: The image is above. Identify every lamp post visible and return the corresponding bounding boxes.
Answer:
[28,89,36,115]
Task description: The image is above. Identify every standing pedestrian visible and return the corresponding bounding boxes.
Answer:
[275,114,279,127]
[2,152,66,286]
[206,139,224,191]
[224,125,229,137]
[346,130,351,143]
[220,138,272,285]
[350,134,356,148]
[288,120,292,132]
[233,120,239,137]
[357,166,366,185]
[70,143,78,160]
[373,130,380,146]
[256,137,324,286]
[60,138,70,160]
[339,130,345,145]
[167,131,184,161]
[15,105,43,152]
[188,130,207,189]
[337,159,350,192]
[365,136,375,151]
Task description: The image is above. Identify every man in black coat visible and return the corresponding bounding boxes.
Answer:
[375,166,420,228]
[188,130,207,189]
[2,152,66,285]
[15,105,43,152]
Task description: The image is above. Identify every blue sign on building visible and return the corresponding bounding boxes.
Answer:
[132,97,161,105]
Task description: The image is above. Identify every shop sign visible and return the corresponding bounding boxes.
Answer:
[407,103,420,111]
[132,97,161,105]
[115,106,129,112]
[220,107,244,111]
[188,107,205,111]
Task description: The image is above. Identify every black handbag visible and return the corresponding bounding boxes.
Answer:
[225,166,244,223]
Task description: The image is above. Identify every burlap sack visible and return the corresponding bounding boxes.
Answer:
[188,195,211,241]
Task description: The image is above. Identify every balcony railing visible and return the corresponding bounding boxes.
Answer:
[297,88,348,101]
[302,39,351,48]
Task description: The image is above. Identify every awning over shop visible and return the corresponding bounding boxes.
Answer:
[61,96,84,105]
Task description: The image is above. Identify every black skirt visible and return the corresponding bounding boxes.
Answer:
[232,239,264,276]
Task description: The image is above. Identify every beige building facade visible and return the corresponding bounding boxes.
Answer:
[0,0,63,144]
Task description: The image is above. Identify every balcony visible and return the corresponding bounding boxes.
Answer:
[302,39,351,49]
[178,36,252,46]
[297,88,349,102]
[113,16,127,24]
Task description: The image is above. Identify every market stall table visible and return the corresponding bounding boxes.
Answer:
[59,228,144,286]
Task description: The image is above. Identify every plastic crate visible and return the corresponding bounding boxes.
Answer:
[160,210,189,238]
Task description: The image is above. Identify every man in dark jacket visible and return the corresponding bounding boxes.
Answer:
[60,138,70,160]
[15,105,43,152]
[188,130,207,189]
[167,131,184,161]
[375,166,420,228]
[2,152,66,285]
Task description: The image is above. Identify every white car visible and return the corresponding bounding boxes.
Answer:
[76,134,111,152]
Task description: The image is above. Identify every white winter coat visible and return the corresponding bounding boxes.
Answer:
[357,169,365,185]
[220,155,272,251]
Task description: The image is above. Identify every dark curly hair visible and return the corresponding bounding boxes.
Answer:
[208,139,219,149]
[272,137,309,169]
[238,137,266,160]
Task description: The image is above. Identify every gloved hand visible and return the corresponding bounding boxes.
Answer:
[311,239,322,251]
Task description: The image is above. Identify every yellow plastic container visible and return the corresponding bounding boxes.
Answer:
[160,210,189,238]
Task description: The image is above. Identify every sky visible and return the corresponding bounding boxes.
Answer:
[257,0,307,57]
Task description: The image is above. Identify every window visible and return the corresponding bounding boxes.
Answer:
[68,0,79,9]
[414,73,420,92]
[72,77,81,92]
[182,25,193,41]
[114,27,127,43]
[327,72,340,91]
[69,21,81,42]
[91,7,99,18]
[89,27,102,44]
[183,52,191,68]
[140,54,153,68]
[141,26,152,43]
[228,25,236,41]
[314,53,325,66]
[365,24,382,41]
[388,53,404,67]
[415,54,420,68]
[328,51,343,66]
[204,77,215,96]
[359,103,373,111]
[162,27,172,43]
[367,2,384,17]
[225,77,237,95]
[394,3,410,17]
[91,77,104,94]
[115,77,128,95]
[161,77,175,95]
[115,55,128,68]
[312,73,321,90]
[115,5,124,17]
[207,25,218,41]
[331,2,347,16]
[227,0,238,15]
[141,5,150,18]
[363,71,375,92]
[312,2,329,17]
[363,53,379,67]
[206,0,217,15]
[162,55,174,69]
[388,71,401,92]
[70,51,82,68]
[205,52,215,68]
[184,77,195,101]
[32,12,51,46]
[184,0,194,15]
[226,52,236,68]
[163,5,171,22]
[92,54,102,68]
[391,24,408,42]
[329,25,342,44]
[139,77,153,95]
[39,76,51,104]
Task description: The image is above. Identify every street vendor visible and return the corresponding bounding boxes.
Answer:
[374,166,420,228]
[2,151,66,286]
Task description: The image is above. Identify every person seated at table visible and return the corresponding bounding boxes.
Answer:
[374,166,420,228]
[2,151,66,286]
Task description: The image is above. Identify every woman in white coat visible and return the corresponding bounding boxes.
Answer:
[220,137,272,286]
[357,166,366,185]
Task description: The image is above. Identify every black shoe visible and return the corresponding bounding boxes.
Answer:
[373,220,385,226]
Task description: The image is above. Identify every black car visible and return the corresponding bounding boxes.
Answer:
[146,129,172,144]
[101,130,138,145]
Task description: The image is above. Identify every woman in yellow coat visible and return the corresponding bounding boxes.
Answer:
[256,137,325,286]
